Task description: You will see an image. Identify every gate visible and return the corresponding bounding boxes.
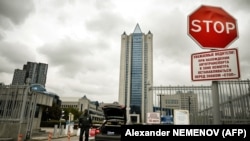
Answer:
[0,84,53,141]
[152,79,250,125]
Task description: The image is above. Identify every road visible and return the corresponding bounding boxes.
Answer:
[51,135,95,141]
[39,135,95,141]
[49,136,79,141]
[29,127,95,141]
[30,134,94,141]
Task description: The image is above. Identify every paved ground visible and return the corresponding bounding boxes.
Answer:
[30,127,77,141]
[30,128,94,141]
[31,135,80,141]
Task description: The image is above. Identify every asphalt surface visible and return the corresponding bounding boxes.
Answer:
[31,135,94,141]
[29,128,94,141]
[46,135,79,141]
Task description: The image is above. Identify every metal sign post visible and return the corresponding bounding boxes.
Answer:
[188,5,239,125]
[211,81,221,124]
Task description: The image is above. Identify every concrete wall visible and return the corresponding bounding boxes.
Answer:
[0,122,27,141]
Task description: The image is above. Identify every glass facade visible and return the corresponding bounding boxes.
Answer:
[130,33,143,115]
[119,24,153,123]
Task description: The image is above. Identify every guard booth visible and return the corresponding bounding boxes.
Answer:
[0,84,53,141]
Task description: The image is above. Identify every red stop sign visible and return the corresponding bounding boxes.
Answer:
[188,5,238,49]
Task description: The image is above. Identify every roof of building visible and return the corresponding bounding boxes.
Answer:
[133,23,142,33]
[60,97,81,102]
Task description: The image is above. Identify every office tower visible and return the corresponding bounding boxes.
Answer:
[118,24,153,123]
[12,69,27,85]
[12,61,48,86]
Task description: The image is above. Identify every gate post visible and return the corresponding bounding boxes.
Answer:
[211,81,221,124]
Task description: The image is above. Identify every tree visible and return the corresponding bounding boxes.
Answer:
[41,103,61,121]
[63,107,82,121]
[48,103,61,120]
[41,104,82,121]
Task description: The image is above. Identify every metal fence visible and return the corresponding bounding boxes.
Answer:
[0,84,53,141]
[0,85,32,140]
[152,79,250,125]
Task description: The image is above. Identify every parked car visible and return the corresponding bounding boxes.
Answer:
[94,103,126,141]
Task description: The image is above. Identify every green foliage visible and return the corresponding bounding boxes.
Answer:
[48,103,61,120]
[41,104,83,122]
[62,107,82,121]
[41,103,61,121]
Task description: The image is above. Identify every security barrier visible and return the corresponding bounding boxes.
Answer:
[0,84,53,141]
[152,79,250,125]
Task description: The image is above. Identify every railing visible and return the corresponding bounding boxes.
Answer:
[0,84,53,141]
[152,79,250,125]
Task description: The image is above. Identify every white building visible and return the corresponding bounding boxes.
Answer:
[60,95,104,121]
[160,92,198,115]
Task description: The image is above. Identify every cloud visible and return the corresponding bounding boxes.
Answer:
[0,0,34,25]
[38,37,120,102]
[0,41,36,73]
[85,11,128,37]
[0,0,249,103]
[38,37,113,76]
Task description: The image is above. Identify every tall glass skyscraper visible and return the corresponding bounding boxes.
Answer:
[118,24,153,123]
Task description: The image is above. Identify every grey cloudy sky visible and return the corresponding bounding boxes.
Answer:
[0,0,249,103]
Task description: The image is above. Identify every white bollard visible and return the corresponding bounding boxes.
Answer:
[53,124,58,137]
